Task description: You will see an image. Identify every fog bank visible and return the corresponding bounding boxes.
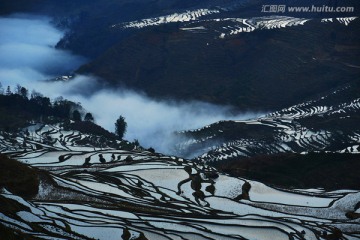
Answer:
[0,14,86,86]
[0,15,264,156]
[24,76,264,155]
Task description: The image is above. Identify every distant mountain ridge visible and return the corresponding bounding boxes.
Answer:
[2,0,359,110]
[79,15,360,109]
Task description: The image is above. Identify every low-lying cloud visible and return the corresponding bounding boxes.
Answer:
[25,76,263,155]
[0,15,264,157]
[0,14,86,86]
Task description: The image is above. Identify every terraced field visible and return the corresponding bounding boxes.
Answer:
[1,123,360,239]
[176,84,360,162]
[119,12,357,39]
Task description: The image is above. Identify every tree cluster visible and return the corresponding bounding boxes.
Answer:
[1,83,131,144]
[0,83,94,130]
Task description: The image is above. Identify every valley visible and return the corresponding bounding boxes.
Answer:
[0,0,360,239]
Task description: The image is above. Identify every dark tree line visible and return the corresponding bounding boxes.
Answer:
[1,83,130,143]
[0,83,94,130]
[72,110,95,122]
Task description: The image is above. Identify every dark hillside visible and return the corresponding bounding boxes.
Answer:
[216,152,360,190]
[0,93,81,131]
[79,19,360,110]
[0,154,39,198]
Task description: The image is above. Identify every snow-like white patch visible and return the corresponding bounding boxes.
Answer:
[127,168,188,191]
[0,213,33,230]
[17,211,49,223]
[76,179,136,199]
[103,163,180,172]
[201,16,310,38]
[337,17,358,26]
[321,18,334,23]
[118,9,219,29]
[214,175,244,198]
[180,26,206,31]
[69,225,124,240]
[249,181,336,207]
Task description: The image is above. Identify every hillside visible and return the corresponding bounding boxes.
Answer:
[0,86,360,239]
[175,81,360,161]
[1,122,360,239]
[215,152,360,190]
[79,16,360,109]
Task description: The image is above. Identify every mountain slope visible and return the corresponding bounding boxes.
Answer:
[216,152,360,190]
[79,16,360,109]
[1,123,360,240]
[175,81,360,161]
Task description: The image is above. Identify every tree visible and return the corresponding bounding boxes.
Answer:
[84,112,94,122]
[30,90,43,99]
[5,86,11,95]
[15,84,22,95]
[14,84,29,98]
[53,99,81,119]
[20,87,29,99]
[133,139,140,147]
[0,81,3,94]
[115,115,127,139]
[125,155,133,162]
[72,110,82,121]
